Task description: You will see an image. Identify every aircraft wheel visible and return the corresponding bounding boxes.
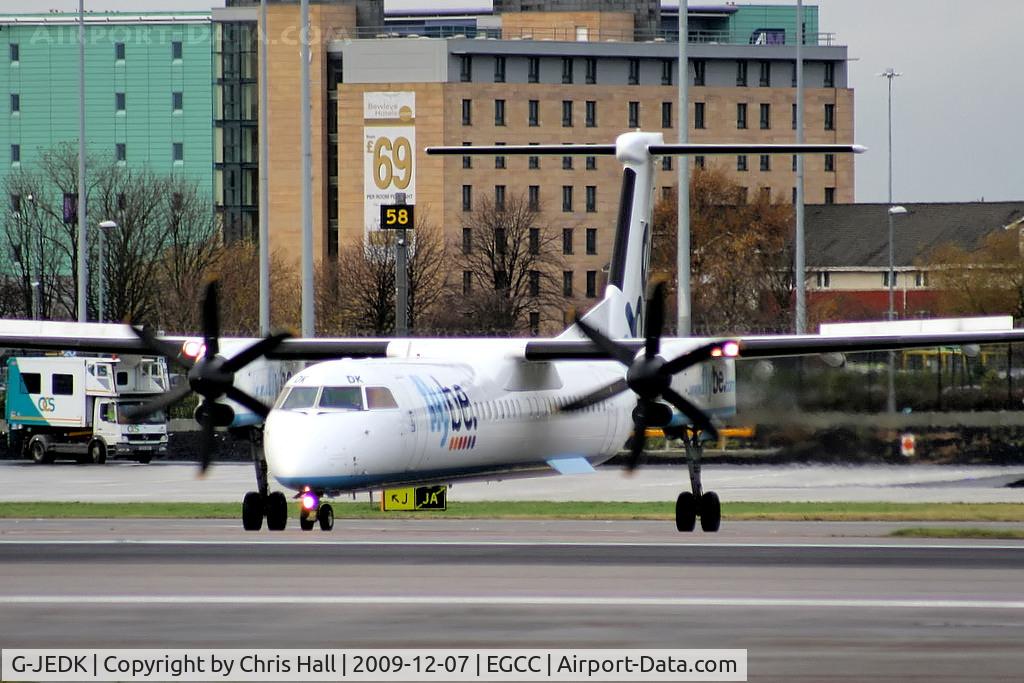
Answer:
[29,438,53,465]
[699,491,721,533]
[299,509,315,531]
[265,491,288,531]
[88,440,107,465]
[675,491,697,532]
[242,491,264,531]
[317,503,334,532]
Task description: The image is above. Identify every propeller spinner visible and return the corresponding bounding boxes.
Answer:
[562,283,739,470]
[125,281,290,472]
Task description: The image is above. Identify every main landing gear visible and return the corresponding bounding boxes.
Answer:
[240,428,288,531]
[666,427,721,533]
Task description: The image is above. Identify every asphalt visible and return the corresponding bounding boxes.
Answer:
[1,519,1023,681]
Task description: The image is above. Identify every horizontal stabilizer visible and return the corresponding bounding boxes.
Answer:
[546,456,597,475]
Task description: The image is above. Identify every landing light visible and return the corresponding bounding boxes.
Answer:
[301,491,319,511]
[722,341,740,357]
[182,340,206,359]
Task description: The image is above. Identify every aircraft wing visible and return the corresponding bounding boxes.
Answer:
[523,328,1024,362]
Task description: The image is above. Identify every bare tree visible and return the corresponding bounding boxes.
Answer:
[215,240,300,336]
[457,193,565,334]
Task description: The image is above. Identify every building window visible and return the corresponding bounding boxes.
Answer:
[737,155,748,172]
[528,99,539,126]
[737,103,747,129]
[791,62,798,87]
[528,57,540,83]
[883,272,897,287]
[529,270,540,297]
[495,151,506,170]
[824,187,836,204]
[661,101,672,129]
[459,55,472,82]
[586,227,597,255]
[12,143,22,163]
[759,60,771,86]
[495,185,506,210]
[759,103,770,129]
[494,99,506,126]
[10,193,21,213]
[462,228,472,253]
[585,156,597,170]
[171,41,183,60]
[916,271,930,287]
[116,143,126,162]
[115,92,126,112]
[824,62,835,88]
[562,186,573,212]
[736,60,748,86]
[585,186,596,213]
[694,102,705,129]
[115,42,125,61]
[172,91,183,111]
[10,93,19,113]
[693,59,706,86]
[529,228,540,255]
[792,154,798,172]
[816,272,830,288]
[824,103,835,130]
[628,101,640,128]
[9,44,19,63]
[661,58,673,86]
[586,271,597,298]
[792,103,797,130]
[495,228,507,255]
[824,153,835,172]
[529,155,539,169]
[462,141,472,169]
[760,154,770,171]
[462,185,472,211]
[694,155,705,169]
[463,271,472,295]
[494,56,505,83]
[562,100,573,127]
[585,100,596,127]
[461,99,472,125]
[562,271,573,297]
[562,57,573,84]
[528,185,540,211]
[585,57,597,84]
[662,157,672,171]
[529,311,540,336]
[562,156,573,170]
[628,58,640,85]
[792,187,797,204]
[562,228,573,255]
[172,142,183,162]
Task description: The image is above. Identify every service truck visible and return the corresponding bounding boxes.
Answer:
[4,355,170,464]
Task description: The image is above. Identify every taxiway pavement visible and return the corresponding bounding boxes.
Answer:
[1,518,1023,681]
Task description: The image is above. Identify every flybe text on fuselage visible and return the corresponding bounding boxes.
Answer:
[411,375,478,447]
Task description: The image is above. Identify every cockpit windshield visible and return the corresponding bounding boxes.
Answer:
[319,387,364,411]
[275,385,400,412]
[278,386,319,410]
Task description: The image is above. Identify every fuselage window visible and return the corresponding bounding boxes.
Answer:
[319,386,365,411]
[365,386,398,410]
[279,386,319,410]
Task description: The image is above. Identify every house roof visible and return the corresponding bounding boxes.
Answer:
[806,202,1024,269]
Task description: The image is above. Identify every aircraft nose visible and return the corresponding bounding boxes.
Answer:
[263,408,380,486]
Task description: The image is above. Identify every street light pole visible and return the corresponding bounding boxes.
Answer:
[886,205,907,413]
[97,220,118,323]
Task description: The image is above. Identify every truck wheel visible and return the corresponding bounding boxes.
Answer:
[136,454,152,464]
[88,440,107,465]
[30,438,53,465]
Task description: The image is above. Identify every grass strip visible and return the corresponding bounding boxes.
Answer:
[0,501,1023,522]
[890,527,1024,540]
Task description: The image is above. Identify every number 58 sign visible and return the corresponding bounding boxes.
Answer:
[364,92,416,235]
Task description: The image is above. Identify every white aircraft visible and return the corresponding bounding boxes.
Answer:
[4,131,1024,534]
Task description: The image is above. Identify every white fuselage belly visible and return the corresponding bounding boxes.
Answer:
[264,348,735,495]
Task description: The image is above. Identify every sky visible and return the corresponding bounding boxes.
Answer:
[6,0,1022,203]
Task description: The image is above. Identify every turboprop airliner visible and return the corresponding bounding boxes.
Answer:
[4,131,1024,534]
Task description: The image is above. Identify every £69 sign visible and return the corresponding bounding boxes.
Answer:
[364,92,416,236]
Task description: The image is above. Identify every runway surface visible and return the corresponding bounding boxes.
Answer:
[2,518,1023,681]
[3,460,1024,502]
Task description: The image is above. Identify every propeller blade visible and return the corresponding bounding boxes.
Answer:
[201,281,220,358]
[121,383,192,422]
[561,377,629,412]
[626,406,647,472]
[644,282,666,360]
[661,387,719,441]
[574,317,637,366]
[197,406,217,475]
[130,325,194,370]
[221,332,291,374]
[661,341,728,376]
[225,386,272,420]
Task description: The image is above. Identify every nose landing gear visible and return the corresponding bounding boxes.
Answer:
[298,489,334,532]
